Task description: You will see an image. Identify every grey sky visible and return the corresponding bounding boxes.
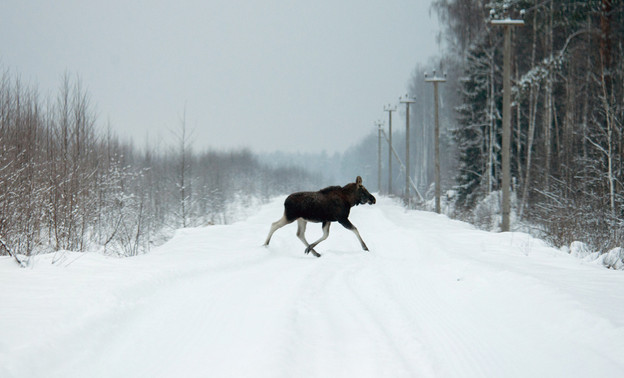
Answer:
[2,0,440,153]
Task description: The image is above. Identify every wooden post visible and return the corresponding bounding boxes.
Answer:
[377,121,383,194]
[425,70,446,214]
[400,95,415,203]
[491,14,524,232]
[384,105,396,195]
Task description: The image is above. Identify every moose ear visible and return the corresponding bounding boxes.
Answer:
[355,176,362,185]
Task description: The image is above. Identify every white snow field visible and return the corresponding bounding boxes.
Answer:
[2,197,624,378]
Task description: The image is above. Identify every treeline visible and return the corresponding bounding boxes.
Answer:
[429,0,623,251]
[0,72,319,258]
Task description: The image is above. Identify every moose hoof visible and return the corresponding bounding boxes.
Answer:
[305,247,321,257]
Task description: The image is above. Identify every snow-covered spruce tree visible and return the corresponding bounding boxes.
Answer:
[453,33,500,211]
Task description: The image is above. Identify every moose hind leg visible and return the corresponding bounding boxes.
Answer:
[264,214,292,246]
[297,219,320,257]
[339,219,369,251]
[296,218,308,245]
[305,221,330,257]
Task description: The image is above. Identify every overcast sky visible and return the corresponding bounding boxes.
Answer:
[1,0,440,154]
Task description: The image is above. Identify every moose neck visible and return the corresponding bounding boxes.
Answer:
[341,183,359,207]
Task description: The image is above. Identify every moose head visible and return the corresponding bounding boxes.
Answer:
[354,176,376,206]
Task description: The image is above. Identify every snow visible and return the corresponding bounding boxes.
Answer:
[2,196,624,378]
[601,247,624,270]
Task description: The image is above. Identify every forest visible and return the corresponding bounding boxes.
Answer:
[0,73,320,258]
[434,0,623,252]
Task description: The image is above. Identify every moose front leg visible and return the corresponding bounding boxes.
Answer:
[338,219,369,251]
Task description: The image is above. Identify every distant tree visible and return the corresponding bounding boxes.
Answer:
[172,108,194,228]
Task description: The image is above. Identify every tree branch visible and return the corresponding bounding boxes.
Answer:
[0,237,26,268]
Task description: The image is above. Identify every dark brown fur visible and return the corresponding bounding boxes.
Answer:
[264,176,376,257]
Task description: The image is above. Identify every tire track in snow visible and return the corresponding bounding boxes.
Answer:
[374,222,550,376]
[277,257,339,377]
[351,248,499,378]
[280,254,436,378]
[284,257,378,376]
[342,260,436,377]
[364,206,508,377]
[34,251,281,378]
[376,263,494,377]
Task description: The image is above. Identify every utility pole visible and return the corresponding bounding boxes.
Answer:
[384,104,397,195]
[491,6,524,232]
[400,94,416,203]
[425,70,446,214]
[376,120,384,194]
[379,127,425,202]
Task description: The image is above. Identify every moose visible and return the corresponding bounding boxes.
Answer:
[264,176,376,257]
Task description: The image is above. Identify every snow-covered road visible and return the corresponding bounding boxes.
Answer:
[2,197,624,377]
